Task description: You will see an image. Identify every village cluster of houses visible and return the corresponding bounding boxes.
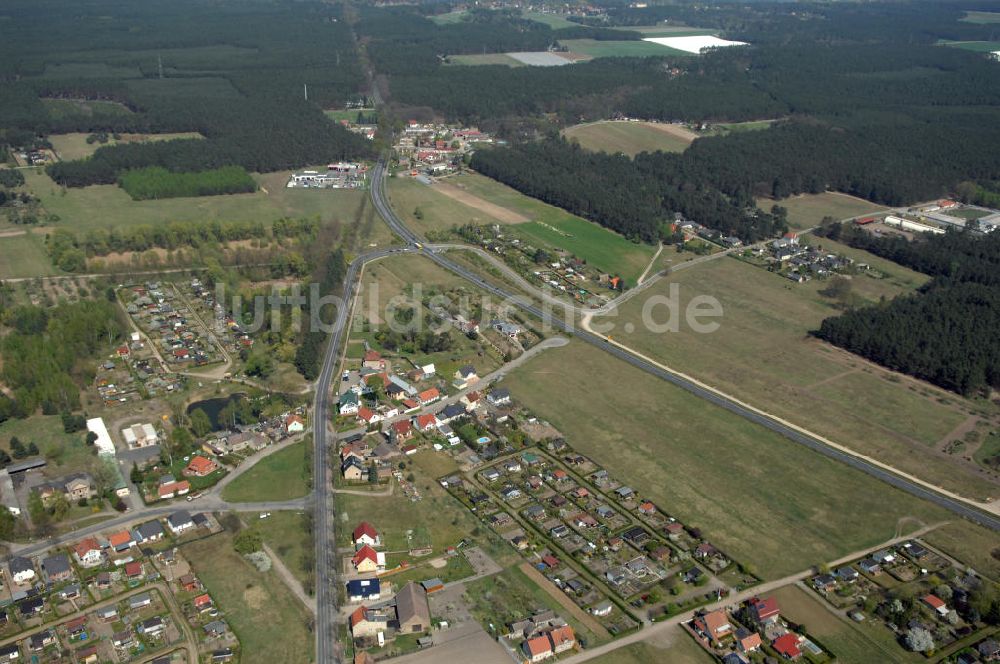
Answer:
[744,231,854,283]
[345,521,436,654]
[457,223,623,307]
[0,511,233,663]
[806,540,997,657]
[510,610,577,663]
[688,595,827,663]
[395,122,494,175]
[122,281,222,369]
[339,369,516,482]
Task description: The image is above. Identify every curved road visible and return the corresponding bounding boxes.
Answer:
[370,159,1000,533]
[306,159,1000,662]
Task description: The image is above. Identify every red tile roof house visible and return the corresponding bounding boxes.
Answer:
[922,594,949,616]
[737,629,762,653]
[694,609,732,643]
[772,633,802,660]
[415,413,438,431]
[362,350,385,370]
[417,388,440,405]
[391,419,414,441]
[356,406,380,425]
[353,522,380,548]
[522,634,554,663]
[194,593,213,611]
[124,562,143,579]
[183,455,219,478]
[638,501,656,515]
[73,537,103,568]
[747,596,781,626]
[548,625,576,654]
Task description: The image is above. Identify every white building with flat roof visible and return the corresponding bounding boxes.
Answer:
[86,418,116,456]
[122,423,158,448]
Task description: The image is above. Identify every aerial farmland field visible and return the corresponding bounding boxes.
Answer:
[504,341,951,580]
[598,256,995,500]
[563,120,698,156]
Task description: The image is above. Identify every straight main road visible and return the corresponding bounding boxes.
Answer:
[312,243,418,664]
[370,158,1000,534]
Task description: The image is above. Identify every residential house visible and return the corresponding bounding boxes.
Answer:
[342,456,366,481]
[129,592,152,610]
[415,413,438,432]
[486,388,511,407]
[417,388,440,405]
[194,593,213,611]
[108,530,135,553]
[75,645,99,664]
[112,630,133,648]
[747,596,780,627]
[136,616,167,638]
[438,403,467,423]
[736,628,762,653]
[772,633,802,660]
[41,554,72,583]
[178,574,201,592]
[352,545,385,573]
[204,620,229,637]
[285,414,305,434]
[922,594,949,616]
[811,574,837,592]
[454,365,479,387]
[0,644,18,662]
[184,456,219,478]
[124,561,143,580]
[978,639,1000,662]
[339,391,361,415]
[696,609,732,643]
[859,558,882,575]
[395,582,431,633]
[135,520,166,543]
[349,606,388,639]
[158,480,191,500]
[96,606,118,622]
[353,522,380,548]
[638,501,656,515]
[167,511,194,535]
[72,538,103,568]
[523,635,553,662]
[362,350,385,370]
[28,629,55,652]
[58,584,81,600]
[549,625,575,654]
[390,419,413,443]
[347,579,381,603]
[19,597,44,617]
[7,556,35,585]
[836,566,859,583]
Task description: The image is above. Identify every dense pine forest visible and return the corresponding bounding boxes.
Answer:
[813,227,1000,396]
[0,0,374,186]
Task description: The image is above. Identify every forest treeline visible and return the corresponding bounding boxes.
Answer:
[118,165,256,200]
[50,217,319,259]
[471,138,787,243]
[0,300,126,419]
[0,0,374,185]
[813,227,1000,395]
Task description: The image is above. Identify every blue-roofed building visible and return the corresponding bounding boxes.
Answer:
[346,578,381,603]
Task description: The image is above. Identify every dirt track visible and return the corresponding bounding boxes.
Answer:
[518,562,612,640]
[432,181,530,224]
